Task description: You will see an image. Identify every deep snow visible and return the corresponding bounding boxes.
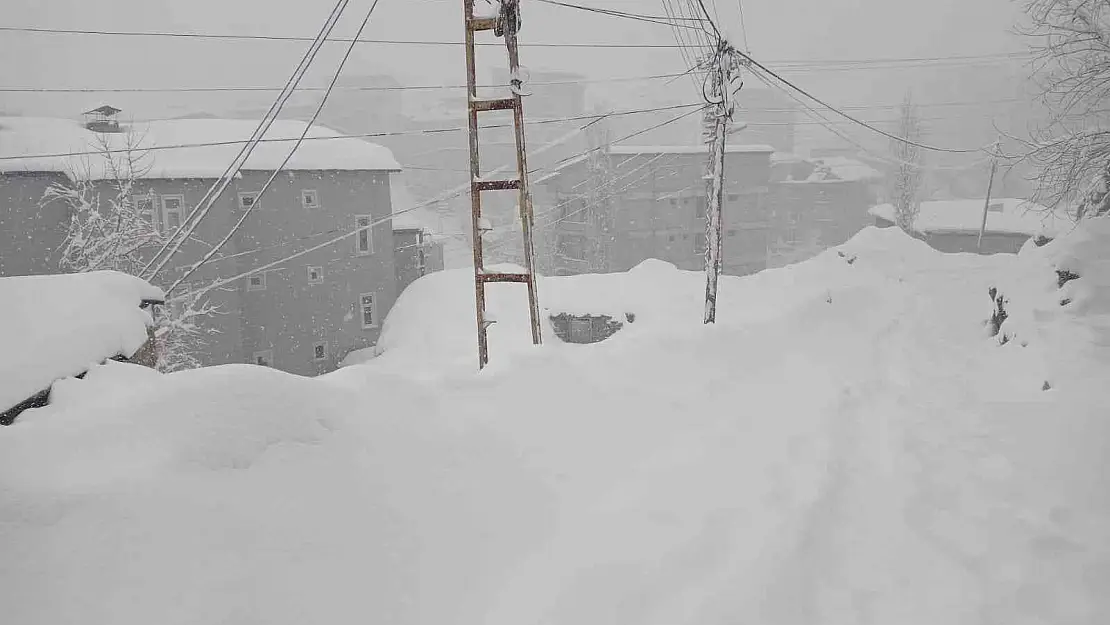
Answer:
[0,270,163,413]
[1,226,1108,625]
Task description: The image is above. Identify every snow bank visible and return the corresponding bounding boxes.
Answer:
[0,116,401,180]
[0,360,552,625]
[870,198,1072,237]
[990,217,1110,368]
[4,226,1108,624]
[0,270,163,414]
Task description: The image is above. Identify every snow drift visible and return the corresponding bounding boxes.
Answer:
[0,270,163,414]
[2,226,1108,625]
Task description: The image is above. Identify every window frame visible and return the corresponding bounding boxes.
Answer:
[359,292,377,329]
[237,191,260,210]
[355,215,374,256]
[247,272,267,292]
[694,232,707,255]
[301,189,320,210]
[568,318,592,343]
[312,341,328,361]
[134,194,157,232]
[160,194,185,234]
[556,234,587,261]
[307,265,324,284]
[252,349,273,367]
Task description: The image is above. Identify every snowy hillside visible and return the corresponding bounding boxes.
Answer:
[2,227,1108,624]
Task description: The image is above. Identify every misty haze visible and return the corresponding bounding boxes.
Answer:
[1,1,1108,623]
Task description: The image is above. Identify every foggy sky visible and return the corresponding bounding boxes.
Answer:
[1,0,1028,120]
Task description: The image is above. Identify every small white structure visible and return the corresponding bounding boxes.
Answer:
[869,198,1074,254]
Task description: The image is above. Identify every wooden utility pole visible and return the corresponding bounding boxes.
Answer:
[976,142,1001,254]
[462,0,543,369]
[703,43,740,324]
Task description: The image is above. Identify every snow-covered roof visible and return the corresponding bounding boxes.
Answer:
[0,116,401,180]
[869,198,1073,237]
[608,144,775,155]
[812,156,883,182]
[0,270,164,414]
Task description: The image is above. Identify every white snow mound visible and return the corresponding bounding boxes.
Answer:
[0,270,163,413]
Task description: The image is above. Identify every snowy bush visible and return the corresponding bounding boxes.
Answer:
[42,130,216,372]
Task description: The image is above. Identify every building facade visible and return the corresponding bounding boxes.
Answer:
[0,113,440,375]
[536,144,777,277]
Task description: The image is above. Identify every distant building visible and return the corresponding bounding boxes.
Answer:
[536,144,776,277]
[766,154,883,267]
[0,111,428,375]
[868,198,1071,254]
[535,144,887,276]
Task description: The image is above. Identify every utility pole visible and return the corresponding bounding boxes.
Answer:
[462,0,543,369]
[976,140,1001,254]
[702,42,740,324]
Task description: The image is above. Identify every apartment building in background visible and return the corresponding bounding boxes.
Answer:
[0,108,440,375]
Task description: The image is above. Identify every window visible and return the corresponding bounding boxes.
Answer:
[556,235,586,261]
[253,350,273,367]
[988,201,1004,213]
[695,196,707,218]
[560,199,588,223]
[313,341,328,361]
[694,233,707,255]
[135,195,156,231]
[161,195,184,234]
[569,318,592,343]
[307,266,323,284]
[355,216,373,255]
[359,293,377,329]
[247,272,266,291]
[238,192,259,210]
[301,189,320,210]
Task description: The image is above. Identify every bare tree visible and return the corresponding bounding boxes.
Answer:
[889,92,925,233]
[43,129,217,372]
[1021,0,1110,217]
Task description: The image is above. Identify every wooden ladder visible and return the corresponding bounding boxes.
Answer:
[462,0,543,369]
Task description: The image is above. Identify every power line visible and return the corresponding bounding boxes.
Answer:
[166,0,385,293]
[0,71,687,94]
[739,50,986,154]
[531,0,708,29]
[735,0,750,53]
[0,25,686,48]
[143,0,351,278]
[0,103,704,164]
[0,24,1033,64]
[170,105,708,296]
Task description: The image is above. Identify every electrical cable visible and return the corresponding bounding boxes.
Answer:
[165,0,385,293]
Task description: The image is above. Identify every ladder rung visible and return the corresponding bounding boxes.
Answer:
[468,17,498,32]
[470,97,516,112]
[480,272,531,284]
[474,178,521,191]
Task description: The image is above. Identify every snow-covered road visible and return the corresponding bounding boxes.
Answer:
[2,227,1107,624]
